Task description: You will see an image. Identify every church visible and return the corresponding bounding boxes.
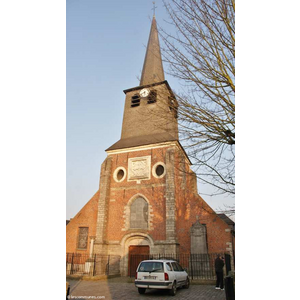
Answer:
[66,15,234,276]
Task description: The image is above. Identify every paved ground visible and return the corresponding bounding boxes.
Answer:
[67,277,226,300]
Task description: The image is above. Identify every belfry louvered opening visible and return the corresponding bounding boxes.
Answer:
[131,94,140,107]
[147,90,157,104]
[169,96,178,118]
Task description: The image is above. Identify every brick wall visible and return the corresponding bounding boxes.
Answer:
[173,148,233,254]
[105,146,170,242]
[66,190,99,254]
[67,142,233,258]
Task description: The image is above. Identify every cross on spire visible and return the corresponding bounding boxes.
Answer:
[152,1,157,16]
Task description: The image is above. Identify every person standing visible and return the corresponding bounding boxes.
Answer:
[215,254,225,290]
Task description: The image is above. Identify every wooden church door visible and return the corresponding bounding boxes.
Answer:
[128,245,150,276]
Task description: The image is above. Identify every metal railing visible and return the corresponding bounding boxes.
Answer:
[66,253,120,276]
[66,252,231,280]
[129,253,230,280]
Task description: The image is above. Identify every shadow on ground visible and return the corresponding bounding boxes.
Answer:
[67,277,226,300]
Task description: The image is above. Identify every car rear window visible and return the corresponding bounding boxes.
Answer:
[138,262,164,273]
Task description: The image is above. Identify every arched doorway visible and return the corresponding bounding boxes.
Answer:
[128,245,150,277]
[120,233,154,276]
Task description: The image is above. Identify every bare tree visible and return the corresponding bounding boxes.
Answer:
[160,0,235,196]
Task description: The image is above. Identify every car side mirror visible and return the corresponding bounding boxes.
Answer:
[184,268,187,272]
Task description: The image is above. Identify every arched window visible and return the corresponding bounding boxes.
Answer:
[130,197,148,229]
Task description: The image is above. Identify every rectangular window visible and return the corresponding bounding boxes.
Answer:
[166,262,173,271]
[77,227,89,249]
[176,262,184,271]
[138,261,164,273]
[171,262,179,271]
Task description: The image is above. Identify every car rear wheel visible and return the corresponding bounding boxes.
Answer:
[183,277,190,289]
[138,288,146,294]
[169,282,177,296]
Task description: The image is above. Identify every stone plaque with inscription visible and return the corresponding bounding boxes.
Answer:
[190,220,208,254]
[128,156,151,182]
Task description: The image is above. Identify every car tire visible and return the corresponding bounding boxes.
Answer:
[183,277,190,289]
[169,282,177,296]
[138,288,146,294]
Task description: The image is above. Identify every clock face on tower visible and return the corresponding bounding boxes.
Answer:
[140,88,150,98]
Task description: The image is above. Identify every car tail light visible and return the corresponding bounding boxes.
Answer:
[164,272,169,281]
[135,272,137,279]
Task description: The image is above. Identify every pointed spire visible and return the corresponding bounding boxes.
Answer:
[140,16,165,86]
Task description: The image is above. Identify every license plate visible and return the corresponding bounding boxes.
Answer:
[144,276,157,280]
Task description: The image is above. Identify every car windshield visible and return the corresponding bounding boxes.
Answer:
[138,262,164,273]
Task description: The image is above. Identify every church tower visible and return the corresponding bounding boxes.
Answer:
[93,16,189,274]
[66,14,235,277]
[107,16,178,152]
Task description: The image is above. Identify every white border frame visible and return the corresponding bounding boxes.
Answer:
[152,162,166,178]
[113,166,127,183]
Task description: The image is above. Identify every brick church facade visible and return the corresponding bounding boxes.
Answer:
[66,16,234,276]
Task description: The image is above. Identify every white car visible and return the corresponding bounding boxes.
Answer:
[134,259,190,296]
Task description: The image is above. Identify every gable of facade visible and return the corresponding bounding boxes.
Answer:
[66,190,99,254]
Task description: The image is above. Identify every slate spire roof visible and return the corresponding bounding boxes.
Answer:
[106,15,179,152]
[140,16,165,85]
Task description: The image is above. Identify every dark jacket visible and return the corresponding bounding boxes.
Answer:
[215,257,225,272]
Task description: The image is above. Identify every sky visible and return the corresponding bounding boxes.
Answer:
[66,0,235,220]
